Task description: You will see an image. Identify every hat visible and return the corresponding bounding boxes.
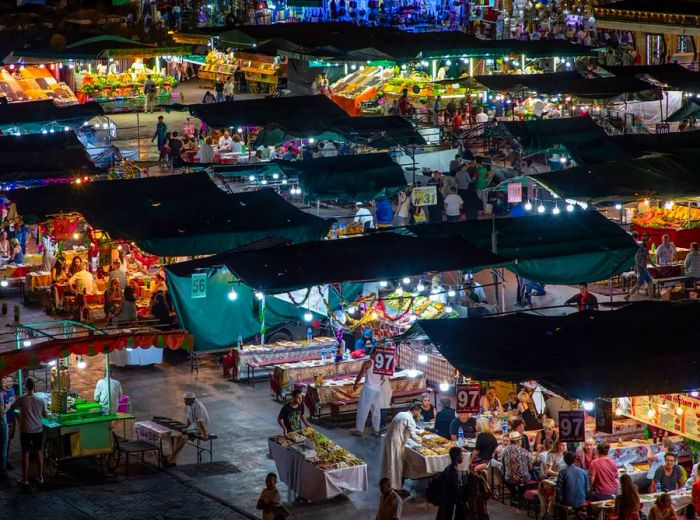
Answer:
[440,397,451,407]
[183,391,196,399]
[508,431,522,441]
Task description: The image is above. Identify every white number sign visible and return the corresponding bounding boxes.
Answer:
[456,384,481,413]
[558,410,586,442]
[372,347,396,376]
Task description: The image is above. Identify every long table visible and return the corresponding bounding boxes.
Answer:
[268,438,368,502]
[270,357,368,395]
[239,337,337,371]
[110,346,164,367]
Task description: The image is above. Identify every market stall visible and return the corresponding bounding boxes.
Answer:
[268,427,367,502]
[270,356,368,397]
[198,50,238,81]
[239,337,337,378]
[0,65,78,105]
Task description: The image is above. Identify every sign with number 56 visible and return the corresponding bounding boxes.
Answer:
[372,346,396,376]
[558,410,586,442]
[456,384,481,414]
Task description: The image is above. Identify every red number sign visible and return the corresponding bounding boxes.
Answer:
[558,410,586,443]
[456,384,481,414]
[372,346,396,376]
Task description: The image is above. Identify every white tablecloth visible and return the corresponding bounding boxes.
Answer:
[403,441,471,479]
[110,347,164,367]
[268,439,368,502]
[134,420,172,446]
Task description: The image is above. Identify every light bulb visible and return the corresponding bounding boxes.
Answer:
[559,156,567,163]
[407,368,418,378]
[273,173,279,179]
[439,382,450,392]
[396,286,404,296]
[445,305,453,313]
[249,175,255,181]
[379,280,388,288]
[227,288,238,301]
[615,203,622,210]
[308,138,315,144]
[282,179,288,185]
[537,205,545,214]
[582,401,594,412]
[524,201,533,211]
[418,354,428,363]
[48,360,57,366]
[447,289,456,298]
[647,408,655,418]
[370,311,379,320]
[664,201,674,210]
[237,128,243,133]
[77,357,87,369]
[416,283,425,292]
[23,340,31,347]
[402,277,411,284]
[254,291,264,300]
[348,305,357,314]
[304,311,313,322]
[552,206,560,215]
[261,180,267,185]
[0,280,8,287]
[615,408,623,416]
[676,407,684,416]
[566,204,574,212]
[692,391,699,398]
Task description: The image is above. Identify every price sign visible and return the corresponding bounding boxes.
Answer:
[559,410,586,442]
[372,346,396,376]
[411,186,438,207]
[456,384,481,414]
[190,273,207,299]
[507,182,522,203]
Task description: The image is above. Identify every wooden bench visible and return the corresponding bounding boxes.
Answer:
[651,275,692,298]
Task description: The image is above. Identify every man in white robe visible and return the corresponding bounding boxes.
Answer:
[381,402,423,491]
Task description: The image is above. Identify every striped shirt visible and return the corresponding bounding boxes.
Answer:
[685,251,700,277]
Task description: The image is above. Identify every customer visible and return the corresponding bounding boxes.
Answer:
[151,115,167,155]
[195,138,215,163]
[647,439,676,482]
[533,439,554,481]
[565,283,599,312]
[555,451,589,511]
[505,392,518,412]
[202,90,215,104]
[480,386,503,413]
[256,473,282,520]
[534,418,558,450]
[647,493,678,520]
[449,411,477,440]
[517,390,540,431]
[418,392,436,423]
[546,441,568,477]
[575,438,597,470]
[443,187,463,222]
[653,452,683,492]
[277,389,310,434]
[0,231,9,256]
[168,131,183,161]
[614,473,642,520]
[223,77,235,101]
[2,376,15,469]
[214,77,224,103]
[472,417,498,472]
[499,431,531,486]
[117,285,137,324]
[143,74,157,112]
[685,242,700,283]
[510,419,531,451]
[434,397,455,440]
[12,378,48,486]
[103,278,123,323]
[625,235,654,300]
[655,234,677,265]
[9,238,22,264]
[376,477,403,520]
[68,263,95,297]
[588,443,619,500]
[435,447,464,520]
[455,163,471,204]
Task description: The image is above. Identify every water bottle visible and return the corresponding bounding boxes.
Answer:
[502,419,509,435]
[457,426,464,447]
[306,327,313,342]
[330,343,337,360]
[237,335,243,349]
[321,346,327,362]
[656,482,661,494]
[343,348,350,360]
[419,417,424,430]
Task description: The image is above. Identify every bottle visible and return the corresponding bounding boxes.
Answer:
[457,426,464,447]
[237,335,243,349]
[321,346,327,362]
[656,481,661,494]
[306,327,313,342]
[330,343,337,361]
[501,419,509,435]
[343,348,350,361]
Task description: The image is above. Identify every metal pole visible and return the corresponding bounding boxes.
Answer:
[260,295,266,347]
[15,328,22,396]
[105,351,111,414]
[136,110,142,159]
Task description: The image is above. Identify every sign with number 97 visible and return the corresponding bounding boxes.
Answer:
[372,347,396,376]
[558,410,586,442]
[456,384,481,413]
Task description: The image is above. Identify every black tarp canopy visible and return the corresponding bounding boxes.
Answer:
[401,211,638,284]
[8,173,331,256]
[166,232,508,293]
[0,100,104,128]
[608,131,700,153]
[474,72,659,100]
[274,153,407,202]
[666,100,700,122]
[532,152,700,203]
[490,116,608,153]
[341,116,426,147]
[0,132,96,181]
[406,301,700,399]
[603,63,700,92]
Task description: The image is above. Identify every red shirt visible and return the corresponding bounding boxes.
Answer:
[453,114,463,129]
[589,456,618,495]
[693,479,700,512]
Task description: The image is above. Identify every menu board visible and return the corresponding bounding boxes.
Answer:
[620,394,700,441]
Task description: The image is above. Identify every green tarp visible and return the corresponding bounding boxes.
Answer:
[533,152,700,203]
[402,211,638,284]
[9,173,331,256]
[274,153,407,202]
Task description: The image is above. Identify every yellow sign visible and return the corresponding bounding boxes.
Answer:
[411,186,437,207]
[618,393,700,441]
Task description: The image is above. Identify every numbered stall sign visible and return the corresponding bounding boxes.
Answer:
[558,410,586,443]
[190,273,207,299]
[372,346,396,376]
[456,384,481,414]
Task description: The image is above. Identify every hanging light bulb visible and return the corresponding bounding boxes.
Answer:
[402,277,411,284]
[582,401,594,412]
[303,311,313,322]
[447,289,456,298]
[566,204,574,212]
[396,286,404,296]
[254,291,264,300]
[445,305,453,313]
[439,381,450,392]
[370,310,379,320]
[273,173,280,180]
[73,232,81,240]
[664,201,674,210]
[77,356,87,369]
[418,354,428,363]
[416,282,425,292]
[524,201,533,211]
[23,340,31,347]
[692,391,699,398]
[407,367,418,378]
[647,408,656,418]
[676,407,684,416]
[537,204,545,214]
[0,280,8,287]
[552,206,560,215]
[615,408,623,416]
[48,359,57,366]
[615,203,622,210]
[249,175,255,181]
[379,280,388,288]
[227,288,238,301]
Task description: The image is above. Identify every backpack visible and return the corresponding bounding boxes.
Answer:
[425,469,447,506]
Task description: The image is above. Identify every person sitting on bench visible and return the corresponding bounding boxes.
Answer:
[167,391,209,466]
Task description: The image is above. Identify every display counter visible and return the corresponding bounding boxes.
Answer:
[0,65,77,105]
[239,337,337,367]
[198,50,237,81]
[268,427,367,502]
[270,356,368,396]
[331,66,395,116]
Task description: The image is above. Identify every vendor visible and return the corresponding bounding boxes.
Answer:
[217,131,234,152]
[277,389,310,434]
[419,392,436,423]
[656,234,677,265]
[565,283,599,312]
[94,370,123,414]
[380,402,422,491]
[429,275,447,304]
[167,391,210,466]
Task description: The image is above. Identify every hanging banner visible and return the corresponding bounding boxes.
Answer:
[372,346,396,376]
[411,186,437,207]
[507,182,522,203]
[456,383,481,414]
[559,410,586,442]
[52,218,72,241]
[618,393,700,442]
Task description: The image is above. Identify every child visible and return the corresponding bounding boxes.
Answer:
[257,473,282,520]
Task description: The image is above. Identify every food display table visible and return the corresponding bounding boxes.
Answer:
[608,436,687,466]
[26,271,52,288]
[268,428,367,502]
[404,433,472,479]
[135,420,174,454]
[270,357,368,395]
[109,346,164,367]
[239,337,337,367]
[304,369,426,417]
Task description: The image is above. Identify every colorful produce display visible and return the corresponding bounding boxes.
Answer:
[270,427,365,471]
[198,50,237,81]
[0,66,77,104]
[413,433,452,456]
[633,206,700,229]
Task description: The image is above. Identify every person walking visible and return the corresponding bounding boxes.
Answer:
[376,477,403,520]
[381,403,423,491]
[143,74,157,113]
[12,378,48,486]
[625,234,654,300]
[214,77,225,103]
[352,348,384,437]
[224,77,235,101]
[435,447,465,520]
[151,115,167,158]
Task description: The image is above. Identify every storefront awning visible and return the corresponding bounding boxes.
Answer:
[406,301,700,400]
[166,232,509,293]
[274,153,407,202]
[9,173,331,256]
[402,211,638,284]
[533,152,700,203]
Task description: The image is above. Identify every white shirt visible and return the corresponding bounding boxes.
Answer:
[186,399,210,433]
[94,377,122,414]
[475,112,489,123]
[196,143,215,163]
[533,100,545,117]
[354,208,375,229]
[444,193,464,216]
[685,251,700,277]
[218,136,234,151]
[68,269,95,294]
[656,242,677,265]
[231,141,243,153]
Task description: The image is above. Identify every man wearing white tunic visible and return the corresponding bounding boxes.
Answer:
[381,402,423,491]
[352,349,385,437]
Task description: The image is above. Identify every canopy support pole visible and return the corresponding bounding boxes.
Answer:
[136,110,141,159]
[15,329,22,397]
[105,352,111,414]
